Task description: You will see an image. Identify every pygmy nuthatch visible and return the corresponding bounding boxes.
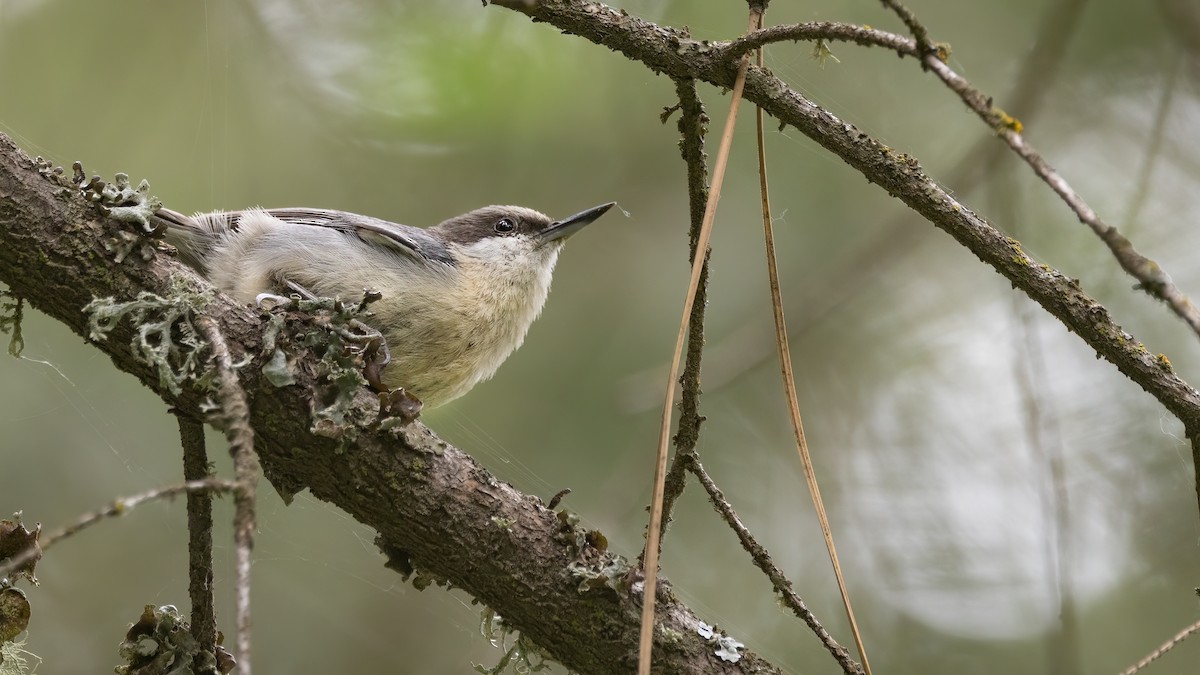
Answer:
[155,202,615,407]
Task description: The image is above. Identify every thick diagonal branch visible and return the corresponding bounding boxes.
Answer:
[0,135,781,675]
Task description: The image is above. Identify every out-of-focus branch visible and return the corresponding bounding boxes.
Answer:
[1121,49,1181,235]
[992,168,1081,675]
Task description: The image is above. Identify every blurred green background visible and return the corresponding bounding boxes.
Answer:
[3,0,1199,672]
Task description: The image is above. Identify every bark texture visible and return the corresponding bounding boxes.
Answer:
[0,135,778,674]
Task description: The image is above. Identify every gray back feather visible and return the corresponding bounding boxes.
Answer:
[157,207,455,271]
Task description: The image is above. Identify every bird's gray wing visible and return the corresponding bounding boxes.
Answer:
[265,208,455,267]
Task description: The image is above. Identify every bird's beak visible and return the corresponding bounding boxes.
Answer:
[538,202,616,244]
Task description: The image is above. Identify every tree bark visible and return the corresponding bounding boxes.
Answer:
[0,135,779,674]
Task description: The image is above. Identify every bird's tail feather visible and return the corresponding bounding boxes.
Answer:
[154,207,238,273]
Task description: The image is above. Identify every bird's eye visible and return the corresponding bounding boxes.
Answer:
[494,217,516,234]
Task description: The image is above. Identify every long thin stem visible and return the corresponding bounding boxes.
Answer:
[196,316,259,675]
[180,415,218,657]
[753,29,872,675]
[637,9,762,674]
[0,480,236,580]
[654,77,713,548]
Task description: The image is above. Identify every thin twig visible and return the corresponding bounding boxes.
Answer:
[721,22,917,61]
[720,7,1200,340]
[885,7,1200,340]
[1118,616,1200,675]
[654,77,712,549]
[196,315,259,675]
[0,479,236,580]
[963,0,1089,187]
[687,457,862,675]
[638,8,762,674]
[753,29,872,675]
[179,414,218,657]
[878,0,935,54]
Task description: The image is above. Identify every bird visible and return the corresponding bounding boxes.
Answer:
[154,202,615,407]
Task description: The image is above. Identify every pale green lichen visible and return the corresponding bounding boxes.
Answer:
[566,556,629,595]
[104,230,158,265]
[114,604,229,675]
[473,609,553,674]
[812,39,840,67]
[714,635,744,663]
[76,169,165,262]
[0,637,41,675]
[261,348,296,387]
[261,295,385,442]
[84,276,213,395]
[78,169,162,235]
[660,627,683,646]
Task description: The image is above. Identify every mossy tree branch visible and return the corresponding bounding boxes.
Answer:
[0,135,781,674]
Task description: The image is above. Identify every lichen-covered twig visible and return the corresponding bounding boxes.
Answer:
[713,6,1200,341]
[921,54,1200,338]
[654,77,711,549]
[195,316,258,675]
[720,21,917,61]
[0,480,236,582]
[871,1,1200,340]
